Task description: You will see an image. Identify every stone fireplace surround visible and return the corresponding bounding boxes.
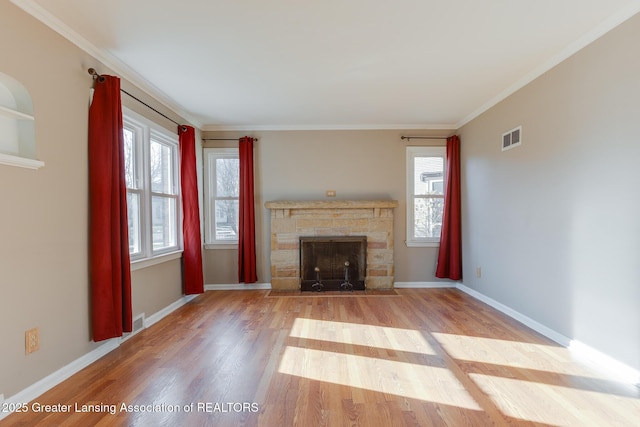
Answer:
[265,200,398,290]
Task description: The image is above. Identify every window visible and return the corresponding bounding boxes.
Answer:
[204,148,239,246]
[406,146,446,247]
[123,108,181,261]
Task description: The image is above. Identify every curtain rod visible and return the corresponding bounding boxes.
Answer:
[400,136,449,141]
[202,138,259,142]
[88,68,187,132]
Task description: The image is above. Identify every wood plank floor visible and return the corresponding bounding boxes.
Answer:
[2,289,639,426]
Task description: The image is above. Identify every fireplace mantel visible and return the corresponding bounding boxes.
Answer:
[265,200,399,210]
[265,199,398,290]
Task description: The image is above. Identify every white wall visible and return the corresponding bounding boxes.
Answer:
[459,13,640,371]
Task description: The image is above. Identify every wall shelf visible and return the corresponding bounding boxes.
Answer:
[0,152,44,170]
[0,72,43,170]
[0,104,34,121]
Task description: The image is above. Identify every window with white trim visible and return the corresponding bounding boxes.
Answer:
[204,148,239,246]
[406,146,446,247]
[123,108,181,260]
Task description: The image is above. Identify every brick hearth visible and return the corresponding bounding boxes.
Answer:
[264,200,399,290]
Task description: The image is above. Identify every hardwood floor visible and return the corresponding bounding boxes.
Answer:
[2,289,639,426]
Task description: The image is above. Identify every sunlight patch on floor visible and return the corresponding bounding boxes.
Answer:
[470,373,640,426]
[290,317,436,355]
[278,346,481,409]
[432,332,614,379]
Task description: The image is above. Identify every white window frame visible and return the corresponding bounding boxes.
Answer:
[203,147,239,248]
[123,107,182,265]
[406,146,446,247]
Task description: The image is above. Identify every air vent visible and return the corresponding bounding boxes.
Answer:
[133,315,145,332]
[122,313,145,341]
[502,126,522,151]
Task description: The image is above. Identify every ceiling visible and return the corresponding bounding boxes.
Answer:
[12,0,640,130]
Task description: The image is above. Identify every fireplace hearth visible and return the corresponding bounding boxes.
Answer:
[300,236,366,291]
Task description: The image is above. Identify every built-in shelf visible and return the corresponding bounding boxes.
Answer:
[0,152,45,170]
[0,71,43,170]
[0,104,34,121]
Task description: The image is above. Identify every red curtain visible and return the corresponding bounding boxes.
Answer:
[179,126,204,294]
[88,75,132,341]
[435,135,462,280]
[238,136,257,283]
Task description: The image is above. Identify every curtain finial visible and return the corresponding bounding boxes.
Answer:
[88,68,105,83]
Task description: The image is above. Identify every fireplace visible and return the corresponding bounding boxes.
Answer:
[300,236,366,291]
[265,200,398,290]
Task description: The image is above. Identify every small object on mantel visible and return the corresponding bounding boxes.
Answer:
[326,190,336,197]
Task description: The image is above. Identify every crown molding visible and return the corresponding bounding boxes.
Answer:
[456,2,640,129]
[201,123,456,132]
[10,0,202,129]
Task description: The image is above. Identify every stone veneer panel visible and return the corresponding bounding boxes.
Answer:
[265,200,399,290]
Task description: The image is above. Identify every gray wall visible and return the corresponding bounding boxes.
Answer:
[202,129,454,285]
[0,3,189,398]
[459,13,640,371]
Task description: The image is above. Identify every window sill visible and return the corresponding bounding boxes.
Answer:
[405,240,440,248]
[131,251,183,271]
[205,242,238,250]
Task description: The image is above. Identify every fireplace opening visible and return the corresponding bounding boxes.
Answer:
[300,236,366,291]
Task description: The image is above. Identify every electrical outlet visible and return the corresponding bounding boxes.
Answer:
[25,328,40,355]
[476,267,482,278]
[326,190,336,197]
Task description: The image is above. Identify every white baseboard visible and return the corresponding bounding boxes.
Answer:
[205,282,455,291]
[205,282,272,291]
[394,281,456,289]
[0,293,198,421]
[145,294,197,328]
[455,283,570,346]
[568,340,640,386]
[205,282,455,290]
[456,283,640,386]
[1,338,119,421]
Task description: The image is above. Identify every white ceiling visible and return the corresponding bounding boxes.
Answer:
[12,0,640,130]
